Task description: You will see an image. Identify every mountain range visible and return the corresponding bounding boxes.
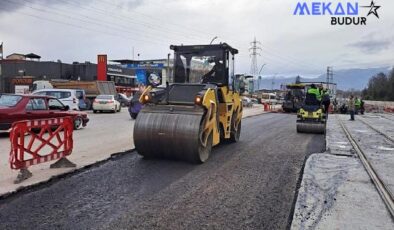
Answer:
[257,67,391,90]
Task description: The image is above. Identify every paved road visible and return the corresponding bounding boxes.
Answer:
[0,113,325,230]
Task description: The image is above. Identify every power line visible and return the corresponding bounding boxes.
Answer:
[238,42,324,73]
[0,3,168,46]
[63,0,209,42]
[16,0,201,44]
[97,0,213,39]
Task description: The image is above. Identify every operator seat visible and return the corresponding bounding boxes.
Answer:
[302,93,320,112]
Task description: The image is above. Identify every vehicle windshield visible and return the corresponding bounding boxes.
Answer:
[45,91,72,99]
[0,95,22,107]
[174,49,225,84]
[76,90,84,99]
[97,95,113,100]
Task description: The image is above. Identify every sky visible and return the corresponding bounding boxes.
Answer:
[0,0,393,78]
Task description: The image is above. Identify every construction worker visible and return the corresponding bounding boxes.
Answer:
[307,84,321,102]
[322,89,330,114]
[354,97,361,115]
[360,98,365,115]
[348,95,355,121]
[318,85,324,97]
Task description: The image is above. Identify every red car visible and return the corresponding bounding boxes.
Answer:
[0,94,89,132]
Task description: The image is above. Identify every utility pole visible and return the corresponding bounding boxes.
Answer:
[326,66,334,92]
[167,53,171,83]
[257,63,266,91]
[249,37,261,76]
[0,42,3,93]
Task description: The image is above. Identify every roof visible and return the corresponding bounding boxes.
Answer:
[110,59,166,65]
[33,89,77,92]
[1,93,56,99]
[25,53,41,59]
[6,53,25,57]
[170,43,239,55]
[5,53,41,59]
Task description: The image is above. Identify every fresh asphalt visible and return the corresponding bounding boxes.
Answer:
[0,113,325,230]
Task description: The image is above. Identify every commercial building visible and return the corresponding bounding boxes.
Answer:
[0,53,156,94]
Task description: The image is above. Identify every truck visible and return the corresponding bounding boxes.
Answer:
[32,80,117,110]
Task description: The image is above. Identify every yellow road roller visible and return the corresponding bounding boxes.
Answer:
[296,84,326,134]
[133,43,243,163]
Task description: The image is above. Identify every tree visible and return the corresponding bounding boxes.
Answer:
[362,68,394,101]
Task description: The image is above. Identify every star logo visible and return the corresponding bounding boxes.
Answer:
[362,0,381,18]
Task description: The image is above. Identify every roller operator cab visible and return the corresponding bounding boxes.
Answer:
[133,43,243,163]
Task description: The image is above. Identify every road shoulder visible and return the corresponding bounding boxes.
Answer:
[291,114,394,229]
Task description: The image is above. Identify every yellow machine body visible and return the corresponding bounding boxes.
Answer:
[134,43,242,163]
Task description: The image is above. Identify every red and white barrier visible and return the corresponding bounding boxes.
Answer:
[9,117,76,183]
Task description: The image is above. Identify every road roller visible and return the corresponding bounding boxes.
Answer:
[296,85,326,134]
[133,43,243,163]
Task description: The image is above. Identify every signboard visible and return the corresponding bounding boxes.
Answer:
[15,85,30,94]
[136,69,147,85]
[248,79,254,93]
[97,55,107,81]
[11,78,33,85]
[126,63,164,69]
[135,69,162,86]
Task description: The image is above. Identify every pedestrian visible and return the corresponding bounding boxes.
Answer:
[360,98,365,115]
[355,97,361,115]
[333,98,338,113]
[348,95,355,121]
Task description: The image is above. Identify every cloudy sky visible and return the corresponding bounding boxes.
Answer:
[0,0,393,77]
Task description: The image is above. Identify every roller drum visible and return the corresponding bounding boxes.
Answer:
[134,109,208,163]
[296,122,325,134]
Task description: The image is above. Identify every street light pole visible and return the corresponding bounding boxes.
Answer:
[210,36,218,44]
[257,63,266,90]
[167,53,171,83]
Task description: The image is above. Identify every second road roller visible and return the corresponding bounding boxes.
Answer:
[296,83,327,134]
[133,43,243,163]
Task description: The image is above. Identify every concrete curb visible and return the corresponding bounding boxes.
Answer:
[0,149,135,201]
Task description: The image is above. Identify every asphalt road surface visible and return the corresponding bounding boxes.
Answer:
[0,113,325,230]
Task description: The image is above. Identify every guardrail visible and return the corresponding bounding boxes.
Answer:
[9,117,76,184]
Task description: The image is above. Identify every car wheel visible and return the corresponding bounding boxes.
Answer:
[93,110,97,113]
[74,117,83,130]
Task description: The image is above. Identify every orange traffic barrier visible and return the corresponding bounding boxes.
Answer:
[384,106,394,113]
[9,117,76,184]
[264,103,270,111]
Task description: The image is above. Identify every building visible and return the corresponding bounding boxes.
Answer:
[0,53,135,94]
[0,52,215,94]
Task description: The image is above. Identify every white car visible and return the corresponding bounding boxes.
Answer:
[32,89,79,110]
[93,95,121,113]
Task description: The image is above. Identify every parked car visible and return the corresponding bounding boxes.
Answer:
[251,98,259,104]
[0,94,89,132]
[117,93,132,107]
[92,95,121,113]
[32,89,79,111]
[242,96,253,107]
